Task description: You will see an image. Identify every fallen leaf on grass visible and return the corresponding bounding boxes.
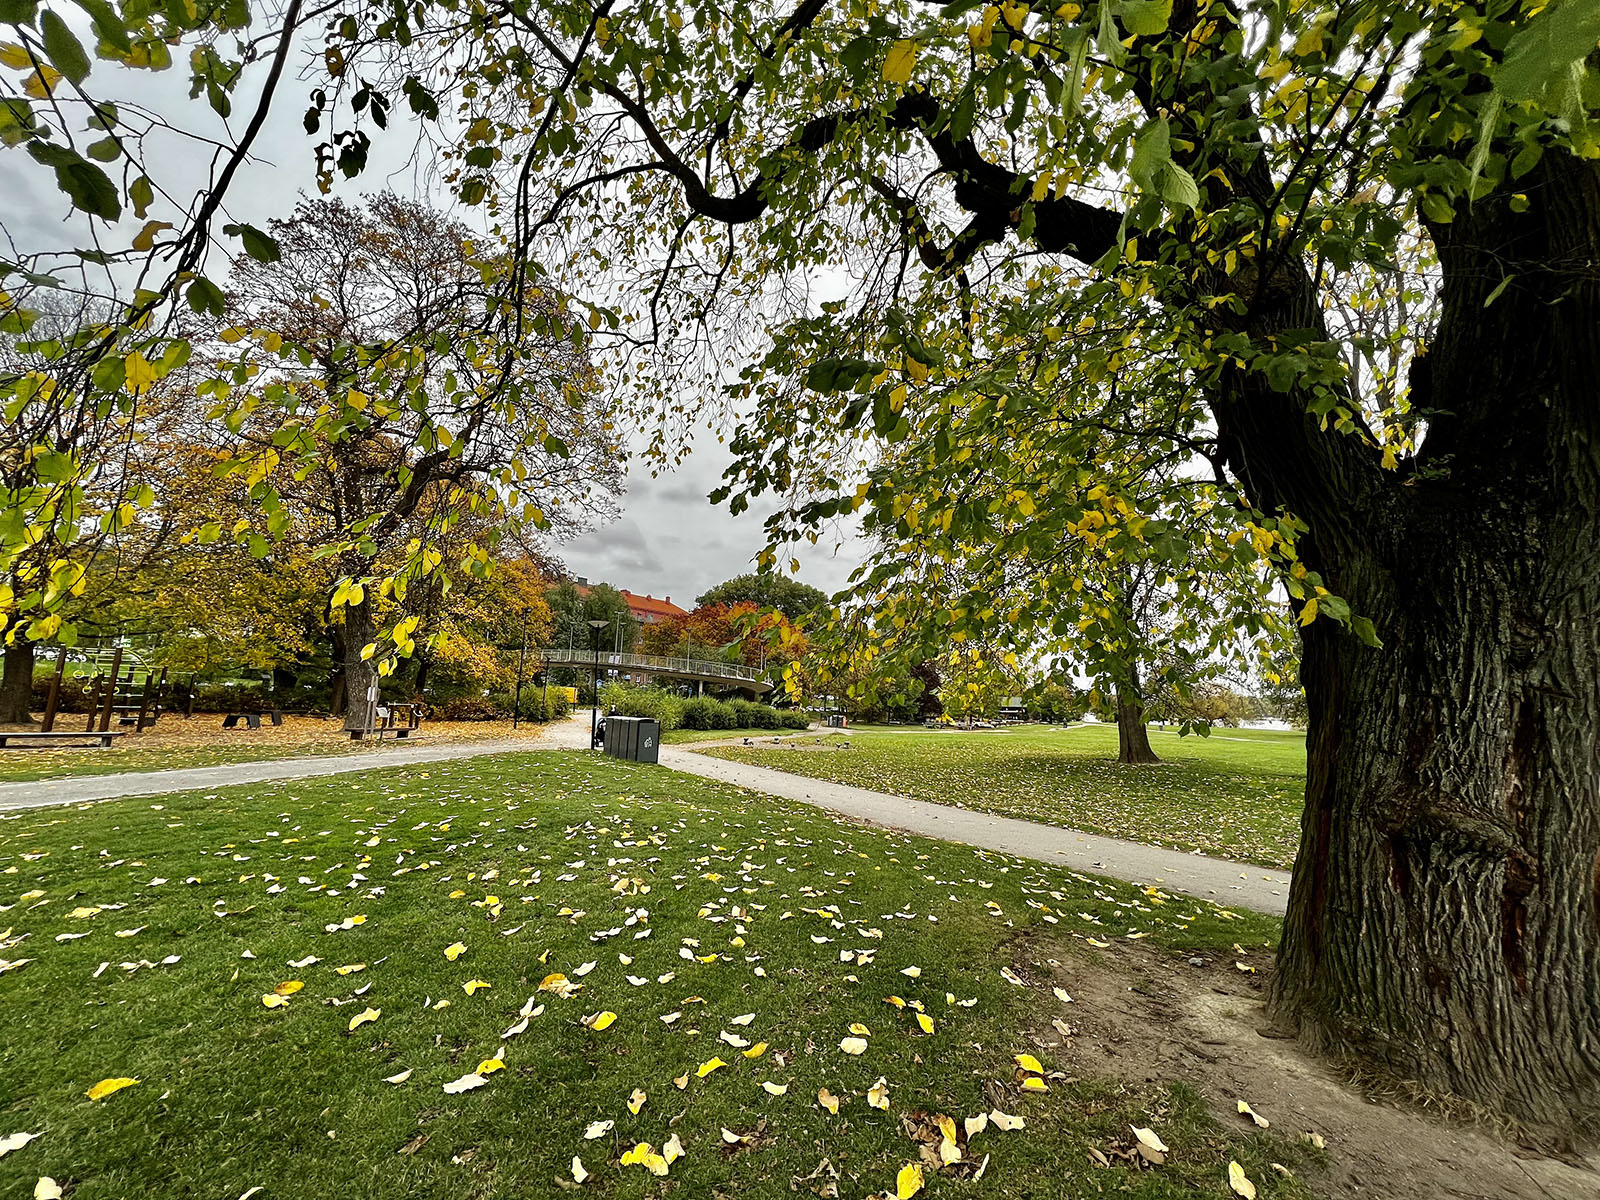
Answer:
[817,1088,840,1114]
[696,1057,727,1078]
[335,963,366,976]
[867,1077,890,1109]
[0,1132,40,1158]
[1228,1161,1257,1198]
[582,1011,617,1031]
[444,942,467,961]
[583,1120,613,1140]
[86,1077,138,1101]
[34,1177,61,1200]
[273,980,303,996]
[347,1007,380,1032]
[1015,1053,1044,1075]
[571,1156,589,1183]
[762,1081,788,1095]
[1237,1100,1269,1128]
[476,1058,505,1076]
[663,1133,684,1164]
[261,993,289,1009]
[1132,1126,1169,1154]
[743,1042,767,1059]
[730,1012,755,1026]
[443,1073,488,1095]
[839,1037,868,1056]
[1020,1076,1049,1092]
[621,1142,670,1175]
[462,979,490,995]
[988,1109,1024,1131]
[383,1069,413,1085]
[896,1161,924,1199]
[628,1088,647,1115]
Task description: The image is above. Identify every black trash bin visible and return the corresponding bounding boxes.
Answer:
[602,716,660,764]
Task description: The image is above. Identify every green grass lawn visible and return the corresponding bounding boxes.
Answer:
[0,751,1313,1199]
[661,726,811,745]
[702,724,1307,869]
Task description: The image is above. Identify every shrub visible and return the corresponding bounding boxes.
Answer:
[779,709,812,730]
[434,695,503,721]
[680,697,737,730]
[599,682,685,731]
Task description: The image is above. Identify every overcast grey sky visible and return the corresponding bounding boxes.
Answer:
[0,22,865,607]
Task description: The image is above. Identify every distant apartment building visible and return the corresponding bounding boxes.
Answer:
[572,577,689,626]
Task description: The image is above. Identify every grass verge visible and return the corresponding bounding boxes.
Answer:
[700,724,1306,869]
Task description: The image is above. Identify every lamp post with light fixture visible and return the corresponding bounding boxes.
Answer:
[588,618,609,748]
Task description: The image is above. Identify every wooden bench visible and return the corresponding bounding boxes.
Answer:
[349,703,423,742]
[222,710,284,730]
[0,730,127,750]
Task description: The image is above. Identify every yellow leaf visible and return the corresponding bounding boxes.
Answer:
[849,1023,871,1036]
[696,1057,727,1078]
[1020,1076,1049,1092]
[1228,1161,1257,1199]
[742,1042,767,1059]
[896,1161,924,1199]
[85,1077,137,1101]
[900,966,921,979]
[916,1013,934,1034]
[583,1011,618,1031]
[347,1007,380,1032]
[1298,597,1319,626]
[476,1058,505,1075]
[442,1072,488,1095]
[335,963,366,976]
[123,352,157,393]
[762,1081,788,1095]
[261,994,288,1009]
[34,1177,62,1200]
[1014,1053,1044,1074]
[462,979,490,995]
[663,1132,684,1163]
[1237,1100,1269,1128]
[883,39,917,85]
[628,1087,647,1114]
[444,942,467,961]
[867,1077,890,1109]
[817,1088,840,1114]
[839,1037,868,1056]
[571,1156,589,1183]
[274,980,304,996]
[988,1108,1025,1131]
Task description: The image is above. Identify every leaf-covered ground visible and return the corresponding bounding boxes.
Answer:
[661,727,810,745]
[702,725,1306,869]
[0,751,1315,1199]
[0,715,551,784]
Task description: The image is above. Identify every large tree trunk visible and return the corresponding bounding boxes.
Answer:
[1114,687,1159,765]
[1265,155,1600,1129]
[341,599,379,734]
[0,639,37,725]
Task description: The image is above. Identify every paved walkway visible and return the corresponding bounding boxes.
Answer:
[661,746,1291,915]
[0,716,1292,914]
[0,737,543,811]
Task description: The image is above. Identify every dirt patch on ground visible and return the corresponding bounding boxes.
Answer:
[1026,940,1596,1200]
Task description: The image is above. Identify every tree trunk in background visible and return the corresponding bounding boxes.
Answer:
[1264,154,1600,1128]
[328,623,348,717]
[1114,686,1159,764]
[0,640,37,725]
[341,599,379,734]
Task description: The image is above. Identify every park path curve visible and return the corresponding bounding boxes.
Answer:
[661,745,1291,915]
[0,716,1292,914]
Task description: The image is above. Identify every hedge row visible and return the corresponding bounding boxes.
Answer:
[598,683,808,732]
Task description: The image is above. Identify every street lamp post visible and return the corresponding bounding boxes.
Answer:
[587,618,608,748]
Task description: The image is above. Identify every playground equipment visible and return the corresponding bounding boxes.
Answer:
[34,645,171,735]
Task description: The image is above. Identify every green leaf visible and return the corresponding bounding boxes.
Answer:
[187,276,226,316]
[27,141,119,220]
[1351,615,1382,648]
[1497,1,1600,103]
[0,0,39,24]
[1117,0,1173,38]
[223,222,281,263]
[40,9,89,83]
[1483,274,1514,308]
[85,135,120,161]
[1159,162,1200,211]
[1129,118,1171,193]
[1419,191,1454,224]
[32,448,74,483]
[542,433,570,457]
[129,173,152,217]
[73,0,130,53]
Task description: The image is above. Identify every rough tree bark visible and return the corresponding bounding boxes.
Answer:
[1114,685,1160,765]
[0,640,37,725]
[341,598,379,734]
[1262,155,1600,1129]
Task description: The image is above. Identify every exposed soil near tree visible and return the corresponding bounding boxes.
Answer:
[1026,938,1596,1199]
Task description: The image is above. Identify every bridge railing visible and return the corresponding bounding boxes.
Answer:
[540,648,768,686]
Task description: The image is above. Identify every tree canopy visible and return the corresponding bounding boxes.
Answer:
[695,572,828,620]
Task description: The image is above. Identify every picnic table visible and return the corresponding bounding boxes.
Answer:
[0,729,127,750]
[222,710,284,730]
[349,703,423,741]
